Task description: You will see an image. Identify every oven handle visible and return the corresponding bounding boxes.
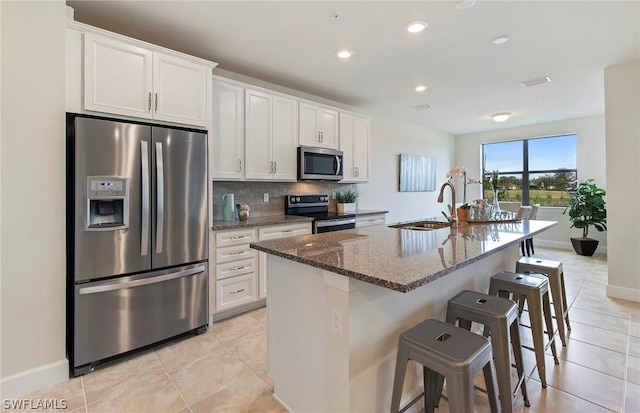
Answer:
[315,218,356,228]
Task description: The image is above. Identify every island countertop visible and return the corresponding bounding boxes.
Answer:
[251,219,556,293]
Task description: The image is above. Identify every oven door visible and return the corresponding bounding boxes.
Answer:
[314,218,356,233]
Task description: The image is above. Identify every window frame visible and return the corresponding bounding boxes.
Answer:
[482,134,577,206]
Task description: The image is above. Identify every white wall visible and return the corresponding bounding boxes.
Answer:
[604,61,640,302]
[0,1,68,397]
[454,115,607,250]
[357,118,455,224]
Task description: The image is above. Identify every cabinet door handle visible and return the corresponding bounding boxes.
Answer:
[230,250,246,255]
[356,166,359,177]
[274,161,277,173]
[229,235,246,240]
[282,229,294,233]
[229,266,246,272]
[238,159,242,172]
[154,93,158,112]
[148,92,152,112]
[229,288,245,295]
[317,131,321,142]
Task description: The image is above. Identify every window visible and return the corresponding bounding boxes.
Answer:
[482,134,577,206]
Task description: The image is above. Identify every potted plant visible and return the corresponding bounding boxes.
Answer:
[563,179,607,256]
[336,189,357,213]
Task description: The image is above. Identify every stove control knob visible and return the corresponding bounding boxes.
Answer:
[296,197,301,202]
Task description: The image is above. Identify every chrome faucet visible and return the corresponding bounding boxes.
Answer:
[437,181,457,223]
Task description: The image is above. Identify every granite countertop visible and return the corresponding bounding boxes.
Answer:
[212,215,313,231]
[250,219,557,293]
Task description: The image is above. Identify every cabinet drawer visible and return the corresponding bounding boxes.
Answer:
[215,229,257,247]
[216,274,256,311]
[356,214,387,228]
[215,244,255,264]
[215,258,255,280]
[259,223,312,240]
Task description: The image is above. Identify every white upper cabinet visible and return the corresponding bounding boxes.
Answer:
[299,102,338,149]
[84,33,153,120]
[339,113,371,182]
[153,52,208,126]
[82,31,211,127]
[245,88,297,181]
[211,80,244,180]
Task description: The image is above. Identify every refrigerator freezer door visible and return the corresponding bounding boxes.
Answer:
[73,263,208,372]
[151,127,208,269]
[74,117,152,281]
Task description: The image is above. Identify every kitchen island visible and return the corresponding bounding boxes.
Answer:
[251,219,556,413]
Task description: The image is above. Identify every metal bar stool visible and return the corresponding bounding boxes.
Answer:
[489,271,559,388]
[446,290,530,413]
[516,257,571,346]
[390,319,500,413]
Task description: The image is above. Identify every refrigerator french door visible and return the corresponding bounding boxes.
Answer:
[67,114,208,376]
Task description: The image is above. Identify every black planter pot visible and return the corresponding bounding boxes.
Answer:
[570,237,599,256]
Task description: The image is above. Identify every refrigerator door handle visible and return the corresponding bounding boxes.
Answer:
[140,140,150,256]
[79,265,206,295]
[155,141,164,254]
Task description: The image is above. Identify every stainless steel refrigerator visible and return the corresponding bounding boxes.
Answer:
[66,114,208,376]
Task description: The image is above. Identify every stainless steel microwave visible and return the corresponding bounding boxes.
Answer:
[297,146,343,181]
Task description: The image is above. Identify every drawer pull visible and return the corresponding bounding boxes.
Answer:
[230,250,246,255]
[229,235,246,240]
[229,288,245,295]
[282,229,295,233]
[229,266,246,272]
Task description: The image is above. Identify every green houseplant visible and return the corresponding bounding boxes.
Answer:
[563,179,607,256]
[336,189,357,213]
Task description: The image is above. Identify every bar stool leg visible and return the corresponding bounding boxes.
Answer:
[390,346,409,413]
[526,291,549,387]
[560,272,571,330]
[446,371,476,413]
[491,320,515,413]
[547,272,568,346]
[543,291,560,364]
[510,317,530,407]
[423,367,441,413]
[482,360,500,413]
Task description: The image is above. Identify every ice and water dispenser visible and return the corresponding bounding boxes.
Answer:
[85,176,129,230]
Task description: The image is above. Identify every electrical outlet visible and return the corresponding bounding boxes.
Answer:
[331,307,343,335]
[332,191,337,200]
[263,193,269,203]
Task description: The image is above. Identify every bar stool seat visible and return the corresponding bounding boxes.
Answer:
[446,290,530,412]
[516,257,571,346]
[489,271,559,388]
[390,319,500,413]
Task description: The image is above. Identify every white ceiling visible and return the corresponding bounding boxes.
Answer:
[67,1,639,135]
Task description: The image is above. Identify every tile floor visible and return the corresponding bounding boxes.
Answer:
[14,247,640,413]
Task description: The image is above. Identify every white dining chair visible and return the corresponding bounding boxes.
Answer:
[517,206,532,256]
[499,201,522,214]
[524,204,540,256]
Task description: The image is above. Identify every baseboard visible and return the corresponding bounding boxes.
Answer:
[0,359,68,399]
[606,284,640,303]
[535,239,608,255]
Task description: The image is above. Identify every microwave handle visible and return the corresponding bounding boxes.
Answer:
[335,155,342,176]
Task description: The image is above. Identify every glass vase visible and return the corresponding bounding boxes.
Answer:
[491,188,500,218]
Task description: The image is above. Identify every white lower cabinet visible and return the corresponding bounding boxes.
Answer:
[258,222,312,298]
[212,222,311,317]
[213,228,258,313]
[356,213,387,228]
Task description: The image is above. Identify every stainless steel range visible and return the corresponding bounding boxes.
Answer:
[285,194,356,233]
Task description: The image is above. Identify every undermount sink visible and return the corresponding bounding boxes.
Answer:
[389,220,452,231]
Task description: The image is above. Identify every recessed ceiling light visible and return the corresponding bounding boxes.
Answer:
[336,49,353,59]
[491,112,512,123]
[520,76,552,87]
[456,0,476,10]
[415,85,428,92]
[492,36,509,45]
[405,20,428,33]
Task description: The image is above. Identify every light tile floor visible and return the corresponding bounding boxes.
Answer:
[14,247,640,413]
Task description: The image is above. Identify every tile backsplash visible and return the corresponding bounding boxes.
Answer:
[212,181,358,220]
